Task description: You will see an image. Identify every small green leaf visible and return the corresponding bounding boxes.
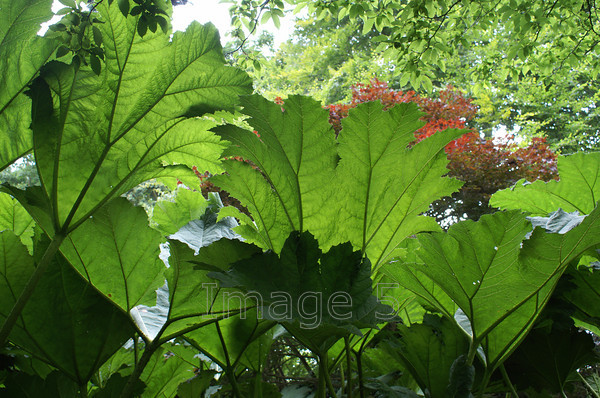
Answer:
[137,18,148,36]
[447,355,475,398]
[89,53,101,75]
[56,7,72,15]
[117,0,130,16]
[92,25,103,46]
[58,0,76,8]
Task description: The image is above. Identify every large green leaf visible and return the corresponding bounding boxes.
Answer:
[210,231,393,353]
[490,152,600,215]
[503,323,597,394]
[211,97,463,269]
[28,0,251,234]
[0,0,57,171]
[59,198,165,314]
[404,206,600,369]
[132,199,261,340]
[333,101,463,268]
[211,95,338,252]
[1,236,134,385]
[382,315,470,398]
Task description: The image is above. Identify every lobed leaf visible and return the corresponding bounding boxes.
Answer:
[0,0,57,171]
[27,0,251,234]
[211,96,463,271]
[1,236,134,384]
[490,152,600,215]
[60,198,165,314]
[210,231,393,352]
[402,204,600,369]
[211,95,338,252]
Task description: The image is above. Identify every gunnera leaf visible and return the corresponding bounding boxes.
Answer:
[490,152,600,216]
[0,0,57,172]
[59,198,165,314]
[1,236,134,385]
[209,231,394,352]
[26,0,252,234]
[402,204,600,369]
[210,96,464,271]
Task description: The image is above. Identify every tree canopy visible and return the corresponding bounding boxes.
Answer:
[230,0,600,91]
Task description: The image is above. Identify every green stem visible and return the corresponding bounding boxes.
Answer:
[477,370,492,398]
[500,364,518,397]
[339,361,345,396]
[578,370,600,398]
[120,340,159,398]
[0,233,65,347]
[318,357,327,398]
[466,337,478,366]
[133,334,139,365]
[216,322,242,398]
[319,354,338,398]
[354,350,365,398]
[345,337,353,398]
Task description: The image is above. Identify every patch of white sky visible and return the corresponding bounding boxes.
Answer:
[45,0,299,50]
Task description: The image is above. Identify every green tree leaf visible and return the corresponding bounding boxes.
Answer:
[503,324,597,394]
[490,152,600,215]
[334,101,462,269]
[0,0,57,171]
[211,97,463,271]
[151,188,210,236]
[28,0,252,234]
[381,315,470,398]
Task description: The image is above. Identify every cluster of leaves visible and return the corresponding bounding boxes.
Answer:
[2,1,600,397]
[246,14,398,103]
[45,0,106,74]
[227,0,600,90]
[327,79,558,224]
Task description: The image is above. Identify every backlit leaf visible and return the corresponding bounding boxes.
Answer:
[27,0,251,234]
[490,152,600,215]
[0,0,57,171]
